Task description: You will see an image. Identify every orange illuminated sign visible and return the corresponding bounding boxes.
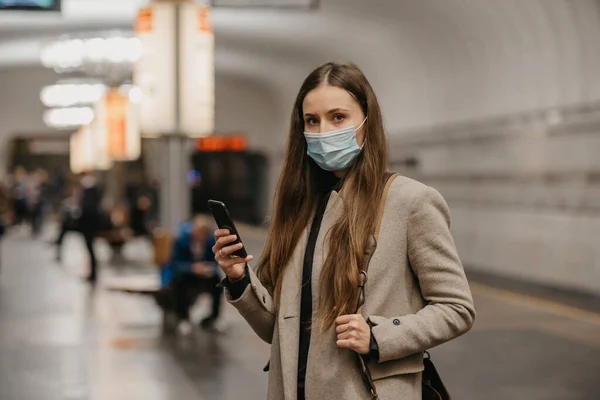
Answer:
[196,136,247,152]
[105,89,128,159]
[198,7,212,33]
[136,7,153,33]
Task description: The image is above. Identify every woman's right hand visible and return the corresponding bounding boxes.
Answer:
[213,229,253,281]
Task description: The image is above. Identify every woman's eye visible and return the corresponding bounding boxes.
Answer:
[306,117,318,126]
[333,114,345,122]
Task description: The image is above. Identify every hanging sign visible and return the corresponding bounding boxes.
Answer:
[134,3,177,137]
[133,1,214,138]
[179,3,214,137]
[94,88,141,161]
[70,125,95,174]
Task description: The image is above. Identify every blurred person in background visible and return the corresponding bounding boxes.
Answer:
[28,169,49,237]
[213,62,475,399]
[52,169,67,210]
[159,215,223,334]
[54,185,81,262]
[129,194,153,239]
[0,180,8,267]
[147,177,160,221]
[11,166,29,227]
[0,180,8,227]
[78,172,102,283]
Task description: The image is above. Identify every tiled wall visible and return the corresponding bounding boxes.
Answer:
[392,117,600,295]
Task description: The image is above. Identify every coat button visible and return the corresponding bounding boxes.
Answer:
[393,319,400,326]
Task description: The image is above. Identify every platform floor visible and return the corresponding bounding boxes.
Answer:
[0,224,598,400]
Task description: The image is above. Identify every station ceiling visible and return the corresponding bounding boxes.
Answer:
[1,0,600,132]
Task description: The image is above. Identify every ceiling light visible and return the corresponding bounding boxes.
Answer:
[44,107,95,129]
[40,36,141,73]
[40,83,107,108]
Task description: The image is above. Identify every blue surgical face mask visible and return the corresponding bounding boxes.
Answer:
[304,117,367,172]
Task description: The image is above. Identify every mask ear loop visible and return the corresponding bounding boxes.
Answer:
[357,116,368,148]
[356,116,368,131]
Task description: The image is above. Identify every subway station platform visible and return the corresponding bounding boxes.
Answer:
[0,224,598,400]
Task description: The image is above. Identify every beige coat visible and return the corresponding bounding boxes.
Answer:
[227,176,476,400]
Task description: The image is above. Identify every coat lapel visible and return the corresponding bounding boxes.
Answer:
[277,191,345,400]
[278,221,309,400]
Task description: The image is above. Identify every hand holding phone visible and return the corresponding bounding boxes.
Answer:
[208,200,253,281]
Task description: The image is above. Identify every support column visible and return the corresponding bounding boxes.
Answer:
[140,0,211,232]
[159,0,188,232]
[159,135,192,232]
[106,162,126,207]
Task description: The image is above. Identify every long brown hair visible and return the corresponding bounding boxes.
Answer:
[256,62,389,331]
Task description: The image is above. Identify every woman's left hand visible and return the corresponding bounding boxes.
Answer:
[335,314,371,354]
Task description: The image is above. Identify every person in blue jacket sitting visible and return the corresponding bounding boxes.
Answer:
[161,215,223,331]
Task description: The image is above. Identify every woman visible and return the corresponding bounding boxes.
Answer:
[213,62,475,399]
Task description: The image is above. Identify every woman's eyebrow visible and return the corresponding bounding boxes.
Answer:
[303,108,350,117]
[327,108,350,114]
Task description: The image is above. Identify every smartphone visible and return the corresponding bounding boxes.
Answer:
[207,200,248,258]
